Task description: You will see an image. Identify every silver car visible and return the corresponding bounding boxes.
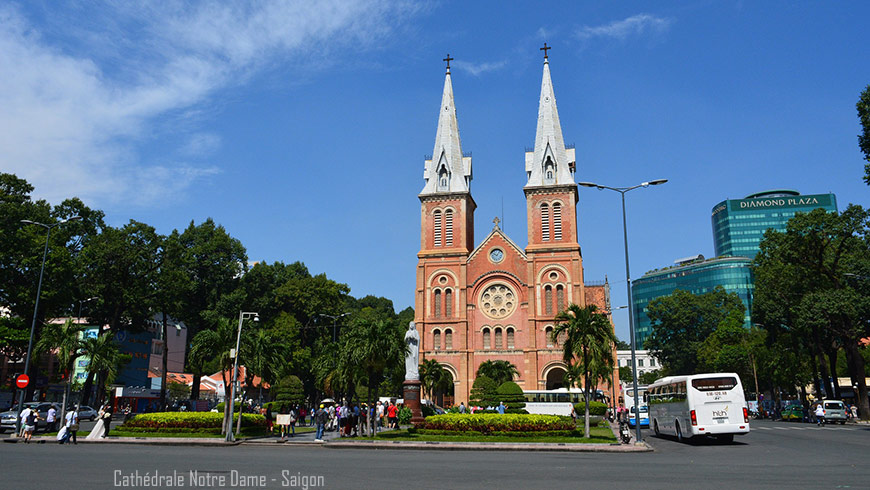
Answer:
[0,402,54,433]
[820,400,848,424]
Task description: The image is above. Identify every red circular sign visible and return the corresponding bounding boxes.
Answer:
[15,374,29,389]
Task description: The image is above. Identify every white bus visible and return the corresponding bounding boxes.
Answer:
[648,373,750,443]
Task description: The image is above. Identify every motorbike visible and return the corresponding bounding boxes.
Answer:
[619,420,632,444]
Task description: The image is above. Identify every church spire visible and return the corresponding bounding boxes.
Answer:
[525,46,575,188]
[421,56,472,195]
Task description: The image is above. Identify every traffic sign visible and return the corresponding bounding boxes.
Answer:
[15,374,29,389]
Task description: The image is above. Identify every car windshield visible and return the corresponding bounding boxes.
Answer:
[824,402,843,409]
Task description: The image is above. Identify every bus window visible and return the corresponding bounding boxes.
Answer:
[691,377,737,391]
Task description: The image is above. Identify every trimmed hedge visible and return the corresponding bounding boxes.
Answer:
[123,412,265,430]
[417,429,581,438]
[573,401,608,416]
[214,402,242,413]
[423,413,574,434]
[497,381,526,410]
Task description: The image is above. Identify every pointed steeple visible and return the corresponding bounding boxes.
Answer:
[525,51,575,188]
[421,58,472,195]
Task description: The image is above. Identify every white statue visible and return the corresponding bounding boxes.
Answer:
[404,321,420,381]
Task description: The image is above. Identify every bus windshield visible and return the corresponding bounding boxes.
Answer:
[691,377,737,391]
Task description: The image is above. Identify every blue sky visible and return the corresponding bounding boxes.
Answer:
[2,1,868,342]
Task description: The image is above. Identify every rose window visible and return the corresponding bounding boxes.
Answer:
[480,284,516,319]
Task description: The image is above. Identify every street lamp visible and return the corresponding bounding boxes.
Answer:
[226,310,258,442]
[318,312,351,342]
[578,179,667,443]
[16,216,81,433]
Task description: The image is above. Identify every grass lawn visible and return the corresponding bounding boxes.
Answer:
[369,426,616,444]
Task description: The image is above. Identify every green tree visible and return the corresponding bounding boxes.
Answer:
[272,375,305,406]
[475,360,519,385]
[341,317,406,436]
[615,338,631,350]
[639,370,663,385]
[754,205,870,419]
[496,381,526,413]
[552,303,616,438]
[167,382,191,401]
[35,318,85,417]
[645,287,745,376]
[858,84,870,185]
[80,333,125,406]
[469,376,499,408]
[619,366,634,383]
[189,318,237,434]
[419,359,451,403]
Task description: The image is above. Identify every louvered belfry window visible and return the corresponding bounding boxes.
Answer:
[444,210,453,246]
[541,203,550,241]
[553,203,562,240]
[433,211,442,247]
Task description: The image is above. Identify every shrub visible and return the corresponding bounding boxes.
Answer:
[264,401,301,414]
[470,376,499,408]
[272,375,305,404]
[497,381,526,410]
[398,406,412,425]
[423,414,574,434]
[421,404,436,417]
[573,401,608,416]
[123,412,265,431]
[214,402,241,413]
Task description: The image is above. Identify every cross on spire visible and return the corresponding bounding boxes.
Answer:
[443,54,453,73]
[540,42,551,59]
[493,216,501,228]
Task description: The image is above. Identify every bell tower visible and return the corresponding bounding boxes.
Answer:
[416,57,475,381]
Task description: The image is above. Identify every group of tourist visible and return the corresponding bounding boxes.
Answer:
[261,399,402,441]
[16,402,113,444]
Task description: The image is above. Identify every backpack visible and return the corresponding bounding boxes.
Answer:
[26,412,36,425]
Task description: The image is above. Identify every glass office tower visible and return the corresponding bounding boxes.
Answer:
[712,190,838,259]
[632,256,754,348]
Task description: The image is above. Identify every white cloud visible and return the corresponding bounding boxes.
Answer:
[576,14,673,41]
[0,1,418,208]
[453,59,508,77]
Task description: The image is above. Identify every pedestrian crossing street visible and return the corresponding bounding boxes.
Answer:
[754,425,862,431]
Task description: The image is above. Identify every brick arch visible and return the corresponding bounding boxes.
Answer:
[427,268,459,288]
[536,263,570,284]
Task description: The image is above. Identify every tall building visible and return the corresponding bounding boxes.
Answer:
[633,190,837,348]
[415,53,615,405]
[632,255,754,347]
[712,190,838,258]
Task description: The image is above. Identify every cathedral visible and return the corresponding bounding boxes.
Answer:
[415,50,617,405]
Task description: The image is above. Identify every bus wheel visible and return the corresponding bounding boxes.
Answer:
[675,422,684,443]
[715,434,734,444]
[653,420,660,437]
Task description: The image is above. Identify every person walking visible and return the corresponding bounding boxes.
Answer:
[458,402,466,414]
[63,406,80,445]
[314,404,327,442]
[387,402,398,429]
[22,407,40,443]
[101,406,113,437]
[377,401,384,429]
[265,405,273,435]
[288,405,297,438]
[497,401,506,415]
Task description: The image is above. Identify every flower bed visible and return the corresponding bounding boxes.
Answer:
[122,412,265,431]
[423,413,574,434]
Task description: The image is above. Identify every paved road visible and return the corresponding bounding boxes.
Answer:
[1,419,867,489]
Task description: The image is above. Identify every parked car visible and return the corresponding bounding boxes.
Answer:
[814,400,847,425]
[628,405,650,428]
[77,405,98,421]
[0,402,55,433]
[781,405,804,421]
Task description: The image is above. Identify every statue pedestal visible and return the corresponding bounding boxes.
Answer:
[402,380,425,426]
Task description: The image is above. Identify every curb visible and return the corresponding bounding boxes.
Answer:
[320,440,652,452]
[6,436,239,447]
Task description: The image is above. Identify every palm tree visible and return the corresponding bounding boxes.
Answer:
[419,359,451,404]
[341,318,405,436]
[36,318,85,419]
[189,318,236,434]
[552,303,616,438]
[476,360,519,385]
[81,333,124,407]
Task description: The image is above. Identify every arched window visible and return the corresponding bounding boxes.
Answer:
[433,210,442,247]
[445,329,453,350]
[553,203,562,240]
[483,328,491,350]
[541,203,550,241]
[433,330,441,350]
[444,210,453,246]
[494,327,503,349]
[545,285,553,316]
[556,285,565,313]
[444,289,452,318]
[544,156,555,184]
[434,289,442,318]
[506,327,515,350]
[438,163,449,191]
[545,326,554,348]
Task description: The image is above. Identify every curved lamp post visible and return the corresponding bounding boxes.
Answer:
[16,216,81,433]
[578,179,667,443]
[226,311,258,442]
[318,312,350,342]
